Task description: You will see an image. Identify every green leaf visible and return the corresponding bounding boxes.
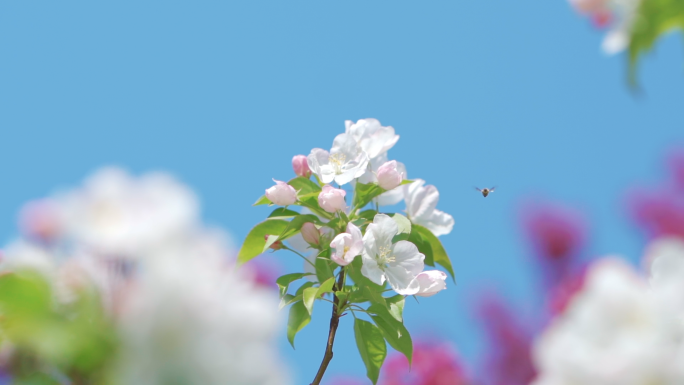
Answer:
[318,276,336,294]
[353,182,386,210]
[347,258,386,306]
[268,207,301,219]
[287,301,311,348]
[368,304,413,365]
[357,210,378,222]
[279,294,297,310]
[238,219,289,264]
[354,319,387,385]
[627,0,684,86]
[390,213,411,242]
[408,228,434,266]
[276,273,314,298]
[400,179,414,185]
[279,214,321,240]
[289,176,321,195]
[253,195,271,206]
[295,281,316,296]
[385,295,405,322]
[302,277,336,315]
[315,251,335,283]
[296,195,333,220]
[413,224,455,282]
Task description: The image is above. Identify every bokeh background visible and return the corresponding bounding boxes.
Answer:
[2,1,684,383]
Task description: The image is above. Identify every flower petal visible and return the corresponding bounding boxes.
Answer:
[385,266,420,295]
[406,181,440,221]
[419,209,455,237]
[370,214,398,248]
[391,240,425,276]
[361,253,386,285]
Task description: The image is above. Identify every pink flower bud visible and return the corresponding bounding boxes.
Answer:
[318,185,346,213]
[414,270,447,297]
[377,160,403,190]
[292,155,312,178]
[265,179,297,206]
[301,222,321,246]
[264,234,283,250]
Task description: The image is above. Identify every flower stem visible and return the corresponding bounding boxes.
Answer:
[282,246,316,269]
[310,269,346,385]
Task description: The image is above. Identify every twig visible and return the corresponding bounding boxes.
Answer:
[310,269,346,385]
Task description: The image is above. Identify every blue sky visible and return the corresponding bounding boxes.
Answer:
[1,1,684,383]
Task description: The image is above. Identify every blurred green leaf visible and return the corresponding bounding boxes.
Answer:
[354,319,387,385]
[287,301,311,349]
[628,0,684,85]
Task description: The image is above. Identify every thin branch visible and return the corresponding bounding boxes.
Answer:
[282,246,315,268]
[310,269,346,385]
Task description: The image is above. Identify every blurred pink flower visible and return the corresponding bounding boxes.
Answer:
[629,190,684,240]
[668,149,684,192]
[18,199,62,243]
[327,377,367,385]
[242,256,281,291]
[547,267,588,316]
[379,341,469,385]
[476,293,536,385]
[520,201,587,285]
[628,149,684,240]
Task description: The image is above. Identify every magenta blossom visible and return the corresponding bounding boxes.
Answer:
[629,189,684,240]
[669,149,684,192]
[520,201,587,285]
[547,267,588,316]
[476,292,537,385]
[379,341,469,385]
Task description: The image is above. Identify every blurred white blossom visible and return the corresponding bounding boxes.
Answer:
[532,242,684,385]
[2,167,290,385]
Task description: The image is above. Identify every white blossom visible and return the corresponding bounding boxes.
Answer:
[307,134,369,186]
[345,118,399,160]
[404,179,454,236]
[361,214,424,295]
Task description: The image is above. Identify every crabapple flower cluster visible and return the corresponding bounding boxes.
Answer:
[241,118,455,385]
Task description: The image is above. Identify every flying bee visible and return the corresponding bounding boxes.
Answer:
[475,186,496,197]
